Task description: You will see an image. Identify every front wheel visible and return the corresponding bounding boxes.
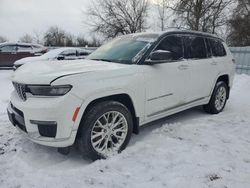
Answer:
[203,81,228,114]
[77,101,133,160]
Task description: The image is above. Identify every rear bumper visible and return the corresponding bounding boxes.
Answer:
[8,91,83,147]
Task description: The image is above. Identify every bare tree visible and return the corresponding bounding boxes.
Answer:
[156,0,170,31]
[87,0,149,38]
[19,34,33,43]
[76,35,89,47]
[64,34,75,47]
[227,0,250,46]
[33,30,44,44]
[172,0,233,33]
[89,35,102,47]
[0,36,7,43]
[43,26,67,46]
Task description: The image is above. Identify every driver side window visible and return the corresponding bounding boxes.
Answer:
[155,35,183,60]
[60,50,77,57]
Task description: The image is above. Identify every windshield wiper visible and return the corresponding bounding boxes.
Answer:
[90,58,112,62]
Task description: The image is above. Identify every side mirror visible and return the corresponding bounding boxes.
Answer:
[145,50,173,64]
[57,55,65,60]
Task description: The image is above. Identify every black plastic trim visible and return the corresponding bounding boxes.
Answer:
[30,120,57,138]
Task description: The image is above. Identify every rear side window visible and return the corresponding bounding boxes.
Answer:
[61,50,77,57]
[208,39,226,57]
[17,45,33,52]
[155,35,183,60]
[183,36,207,59]
[0,45,17,52]
[205,38,212,57]
[32,45,42,49]
[77,49,90,56]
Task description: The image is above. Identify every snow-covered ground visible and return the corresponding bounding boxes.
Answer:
[0,70,250,188]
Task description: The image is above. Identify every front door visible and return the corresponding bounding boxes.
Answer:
[143,35,190,120]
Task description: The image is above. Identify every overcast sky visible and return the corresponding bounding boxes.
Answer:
[0,0,91,41]
[0,0,161,42]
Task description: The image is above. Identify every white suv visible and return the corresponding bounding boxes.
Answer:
[7,29,235,160]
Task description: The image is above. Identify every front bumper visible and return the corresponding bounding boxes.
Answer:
[7,103,27,132]
[8,91,83,147]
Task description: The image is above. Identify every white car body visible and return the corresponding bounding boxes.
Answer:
[8,30,235,149]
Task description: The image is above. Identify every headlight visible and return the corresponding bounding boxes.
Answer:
[26,85,72,96]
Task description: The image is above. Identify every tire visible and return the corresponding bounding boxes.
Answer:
[203,81,228,114]
[77,101,133,161]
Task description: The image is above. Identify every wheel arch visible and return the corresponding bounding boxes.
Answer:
[216,74,230,99]
[76,93,139,137]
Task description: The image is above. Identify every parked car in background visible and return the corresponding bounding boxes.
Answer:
[13,47,93,70]
[0,42,47,67]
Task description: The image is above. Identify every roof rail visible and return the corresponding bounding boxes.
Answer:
[164,26,189,30]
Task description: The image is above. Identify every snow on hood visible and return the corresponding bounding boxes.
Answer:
[12,59,128,84]
[14,56,48,65]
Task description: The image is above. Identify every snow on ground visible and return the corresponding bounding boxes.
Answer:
[0,70,250,188]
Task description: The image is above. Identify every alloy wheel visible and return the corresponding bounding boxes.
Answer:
[90,111,128,156]
[215,86,227,111]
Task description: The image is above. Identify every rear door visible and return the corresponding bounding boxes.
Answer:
[16,45,34,61]
[207,38,227,78]
[0,44,17,67]
[77,49,91,59]
[183,35,217,102]
[60,49,77,60]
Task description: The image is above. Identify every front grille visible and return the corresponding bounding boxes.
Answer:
[13,82,27,101]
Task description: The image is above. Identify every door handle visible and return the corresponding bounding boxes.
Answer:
[211,61,218,65]
[178,64,189,70]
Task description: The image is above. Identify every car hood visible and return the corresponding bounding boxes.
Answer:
[12,59,130,84]
[14,56,48,65]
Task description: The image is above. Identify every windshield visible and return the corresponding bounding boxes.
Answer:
[87,34,158,64]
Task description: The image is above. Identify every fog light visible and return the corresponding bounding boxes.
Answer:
[30,120,57,138]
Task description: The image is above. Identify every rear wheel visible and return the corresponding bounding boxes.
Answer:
[78,101,133,160]
[203,81,228,114]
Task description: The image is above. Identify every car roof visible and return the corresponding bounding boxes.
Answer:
[129,28,224,42]
[0,42,44,47]
[48,47,92,52]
